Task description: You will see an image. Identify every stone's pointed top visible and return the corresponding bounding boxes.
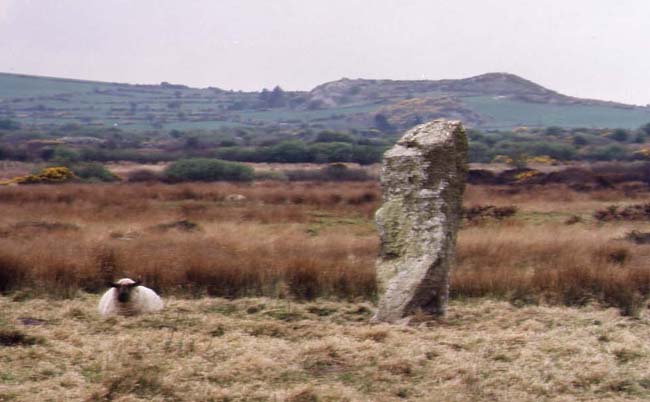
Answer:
[397,119,462,149]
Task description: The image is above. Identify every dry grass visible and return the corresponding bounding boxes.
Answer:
[0,182,379,301]
[0,182,380,226]
[2,296,650,401]
[3,180,650,400]
[0,161,35,180]
[0,224,378,300]
[454,224,650,315]
[464,183,644,214]
[1,181,650,314]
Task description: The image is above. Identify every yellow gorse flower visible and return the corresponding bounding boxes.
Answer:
[514,170,541,182]
[1,166,75,185]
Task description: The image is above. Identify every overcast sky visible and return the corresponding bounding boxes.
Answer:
[1,0,648,105]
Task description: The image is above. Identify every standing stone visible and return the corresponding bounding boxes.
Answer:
[373,119,468,323]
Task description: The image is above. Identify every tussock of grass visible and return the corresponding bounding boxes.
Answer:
[0,328,44,347]
[88,363,177,402]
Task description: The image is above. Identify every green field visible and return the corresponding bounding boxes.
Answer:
[463,96,650,129]
[1,72,649,132]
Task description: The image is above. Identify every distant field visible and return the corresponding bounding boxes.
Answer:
[0,73,252,131]
[0,74,112,98]
[236,104,380,123]
[463,96,650,129]
[3,72,650,131]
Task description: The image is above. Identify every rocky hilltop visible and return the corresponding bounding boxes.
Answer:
[308,73,640,110]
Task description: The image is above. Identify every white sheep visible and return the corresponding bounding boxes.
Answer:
[98,278,163,317]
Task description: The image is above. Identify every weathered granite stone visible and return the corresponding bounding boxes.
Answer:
[373,119,468,323]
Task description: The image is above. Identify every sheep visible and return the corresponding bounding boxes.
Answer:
[98,278,163,317]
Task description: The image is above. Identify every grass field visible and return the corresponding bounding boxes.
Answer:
[3,72,650,131]
[2,179,650,401]
[3,297,650,402]
[462,96,650,129]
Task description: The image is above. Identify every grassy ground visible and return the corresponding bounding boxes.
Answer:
[2,296,650,402]
[2,179,650,400]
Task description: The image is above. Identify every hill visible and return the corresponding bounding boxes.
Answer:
[1,72,649,131]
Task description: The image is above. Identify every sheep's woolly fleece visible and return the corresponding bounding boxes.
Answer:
[98,278,163,317]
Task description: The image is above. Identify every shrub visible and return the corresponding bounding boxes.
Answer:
[572,135,590,147]
[585,145,628,161]
[4,166,76,185]
[163,158,254,182]
[542,168,596,185]
[268,141,312,163]
[0,119,21,130]
[608,129,629,142]
[214,146,266,162]
[468,142,491,163]
[593,203,650,221]
[314,131,355,143]
[126,169,163,182]
[640,122,650,136]
[254,170,288,181]
[214,142,385,165]
[625,230,650,245]
[467,169,497,185]
[322,163,370,181]
[528,143,576,160]
[285,164,372,182]
[463,205,517,223]
[350,145,385,165]
[72,163,120,182]
[52,147,80,165]
[506,150,529,169]
[496,168,540,184]
[544,126,563,135]
[310,142,354,163]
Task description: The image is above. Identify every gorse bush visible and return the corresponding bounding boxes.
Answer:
[0,166,76,185]
[163,158,254,182]
[2,164,119,185]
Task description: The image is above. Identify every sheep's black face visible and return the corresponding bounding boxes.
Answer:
[111,281,140,303]
[117,287,131,303]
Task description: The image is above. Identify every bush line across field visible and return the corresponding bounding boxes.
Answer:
[2,120,650,167]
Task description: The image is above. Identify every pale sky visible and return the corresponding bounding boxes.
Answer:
[1,0,648,105]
